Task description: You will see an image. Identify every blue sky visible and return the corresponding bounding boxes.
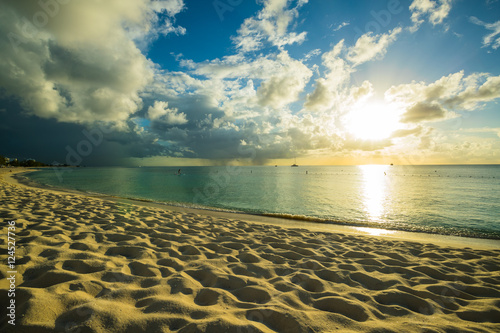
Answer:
[1,0,499,165]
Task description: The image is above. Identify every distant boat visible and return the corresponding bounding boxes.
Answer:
[390,163,394,166]
[291,157,299,167]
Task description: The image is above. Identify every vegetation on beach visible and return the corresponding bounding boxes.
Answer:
[0,154,50,167]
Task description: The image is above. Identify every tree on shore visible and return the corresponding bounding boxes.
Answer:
[0,154,49,167]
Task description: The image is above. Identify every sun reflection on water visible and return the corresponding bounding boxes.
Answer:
[359,165,389,222]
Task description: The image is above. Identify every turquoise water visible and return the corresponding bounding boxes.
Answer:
[25,165,500,239]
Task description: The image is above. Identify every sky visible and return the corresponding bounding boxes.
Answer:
[1,0,499,166]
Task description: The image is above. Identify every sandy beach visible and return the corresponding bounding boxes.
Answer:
[1,169,500,332]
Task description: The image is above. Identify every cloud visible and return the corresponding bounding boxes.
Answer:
[349,80,373,101]
[96,3,499,163]
[462,127,500,138]
[232,0,308,52]
[401,102,448,123]
[342,137,394,152]
[1,1,498,167]
[304,78,336,110]
[0,0,185,126]
[346,28,402,66]
[302,48,321,61]
[305,28,399,111]
[321,40,353,84]
[391,126,423,138]
[409,0,452,32]
[387,71,466,103]
[181,50,312,110]
[256,53,312,108]
[305,40,351,110]
[0,98,175,165]
[417,127,436,150]
[189,52,309,81]
[386,71,500,124]
[470,17,500,50]
[446,75,500,109]
[332,22,350,32]
[148,101,188,125]
[143,51,310,162]
[149,0,184,15]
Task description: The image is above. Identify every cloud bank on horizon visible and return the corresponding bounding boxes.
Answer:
[0,0,499,165]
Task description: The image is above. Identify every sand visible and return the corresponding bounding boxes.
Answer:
[1,169,500,332]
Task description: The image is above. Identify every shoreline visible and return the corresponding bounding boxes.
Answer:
[8,168,500,250]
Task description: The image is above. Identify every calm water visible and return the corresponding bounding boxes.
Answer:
[26,165,500,239]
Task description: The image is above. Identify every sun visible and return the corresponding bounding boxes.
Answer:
[345,101,402,140]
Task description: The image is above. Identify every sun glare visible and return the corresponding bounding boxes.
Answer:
[359,165,389,222]
[345,102,402,140]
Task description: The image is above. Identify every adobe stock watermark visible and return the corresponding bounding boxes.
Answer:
[7,0,72,54]
[52,125,112,182]
[213,0,244,21]
[353,0,403,39]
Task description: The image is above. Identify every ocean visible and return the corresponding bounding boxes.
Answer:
[25,165,500,239]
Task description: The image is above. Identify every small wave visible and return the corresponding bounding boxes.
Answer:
[260,213,500,240]
[261,213,341,224]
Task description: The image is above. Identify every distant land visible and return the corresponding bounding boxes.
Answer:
[0,154,58,167]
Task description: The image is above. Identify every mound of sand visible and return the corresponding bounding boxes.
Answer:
[1,170,500,332]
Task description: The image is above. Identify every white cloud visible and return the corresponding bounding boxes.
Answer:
[447,75,500,109]
[305,28,399,111]
[302,48,321,61]
[149,0,184,16]
[304,40,350,111]
[190,52,301,80]
[321,39,345,69]
[332,22,349,32]
[257,76,304,108]
[147,0,186,37]
[386,71,500,124]
[409,0,452,32]
[255,52,312,108]
[232,0,308,52]
[148,101,187,124]
[181,50,312,110]
[346,28,402,66]
[470,17,500,50]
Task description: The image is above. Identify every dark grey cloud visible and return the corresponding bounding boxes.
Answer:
[0,97,169,166]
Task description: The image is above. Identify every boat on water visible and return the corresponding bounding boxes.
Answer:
[291,157,299,167]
